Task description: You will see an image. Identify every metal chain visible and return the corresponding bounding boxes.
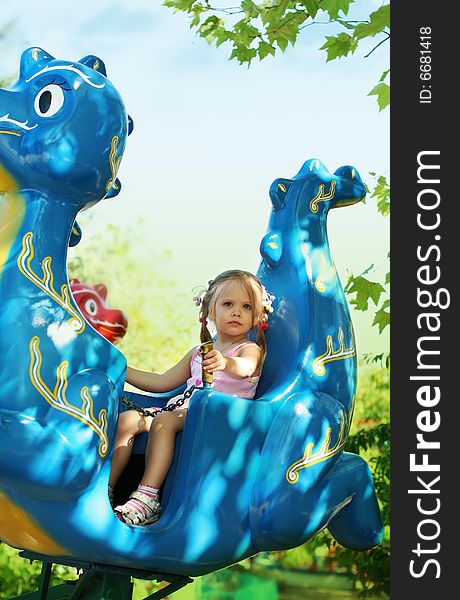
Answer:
[121,385,203,419]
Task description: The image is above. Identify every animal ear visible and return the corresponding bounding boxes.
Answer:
[128,115,134,136]
[69,221,82,247]
[269,179,291,211]
[78,55,107,77]
[95,284,108,300]
[20,47,54,79]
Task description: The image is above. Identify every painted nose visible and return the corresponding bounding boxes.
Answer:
[0,89,28,132]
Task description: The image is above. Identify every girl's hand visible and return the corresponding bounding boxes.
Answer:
[202,349,227,373]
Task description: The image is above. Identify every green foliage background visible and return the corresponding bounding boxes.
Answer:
[68,218,198,372]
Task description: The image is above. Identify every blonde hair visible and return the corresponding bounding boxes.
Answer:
[198,270,268,362]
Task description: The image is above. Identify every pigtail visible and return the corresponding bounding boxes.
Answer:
[200,320,212,344]
[256,284,275,365]
[197,284,213,344]
[256,325,267,364]
[199,306,213,343]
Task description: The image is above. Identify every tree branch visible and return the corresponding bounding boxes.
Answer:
[299,18,370,31]
[364,32,390,58]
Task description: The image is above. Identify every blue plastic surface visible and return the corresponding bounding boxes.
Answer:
[0,48,383,576]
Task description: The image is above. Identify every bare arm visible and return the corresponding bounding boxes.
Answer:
[126,348,195,392]
[202,344,262,379]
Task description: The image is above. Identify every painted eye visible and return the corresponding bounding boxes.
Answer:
[84,299,98,316]
[34,84,65,118]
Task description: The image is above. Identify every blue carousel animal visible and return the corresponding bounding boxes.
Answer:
[0,46,130,549]
[0,48,382,584]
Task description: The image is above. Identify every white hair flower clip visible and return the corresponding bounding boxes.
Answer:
[262,285,275,314]
[192,286,208,307]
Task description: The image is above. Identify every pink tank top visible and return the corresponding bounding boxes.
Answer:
[166,342,261,409]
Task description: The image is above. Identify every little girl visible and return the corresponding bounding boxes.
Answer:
[110,270,273,526]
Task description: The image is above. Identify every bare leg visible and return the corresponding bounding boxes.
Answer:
[109,410,154,488]
[141,409,187,488]
[114,410,187,525]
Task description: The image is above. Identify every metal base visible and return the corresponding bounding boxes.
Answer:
[9,552,193,600]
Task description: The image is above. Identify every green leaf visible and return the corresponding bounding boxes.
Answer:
[320,32,357,61]
[198,16,229,45]
[380,69,390,82]
[368,81,390,111]
[198,15,219,33]
[260,4,274,26]
[163,0,197,12]
[385,271,390,285]
[276,21,299,44]
[266,10,306,47]
[234,18,260,46]
[321,0,353,20]
[230,45,258,65]
[276,36,289,52]
[370,175,390,216]
[346,275,385,311]
[354,4,390,40]
[363,352,390,368]
[242,0,259,18]
[215,28,233,48]
[258,40,276,59]
[372,304,390,333]
[271,0,291,19]
[300,0,321,19]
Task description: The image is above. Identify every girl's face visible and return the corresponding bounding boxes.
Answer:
[212,280,258,339]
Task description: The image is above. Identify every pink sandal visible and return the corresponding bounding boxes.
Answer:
[114,489,160,525]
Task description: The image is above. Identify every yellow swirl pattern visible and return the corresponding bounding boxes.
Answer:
[29,337,108,457]
[105,135,122,192]
[17,232,85,333]
[309,180,337,213]
[286,412,347,484]
[285,395,355,484]
[312,328,355,377]
[314,257,337,293]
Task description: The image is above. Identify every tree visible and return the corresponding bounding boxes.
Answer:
[163,0,390,110]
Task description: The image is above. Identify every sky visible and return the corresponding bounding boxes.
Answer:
[1,0,389,354]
